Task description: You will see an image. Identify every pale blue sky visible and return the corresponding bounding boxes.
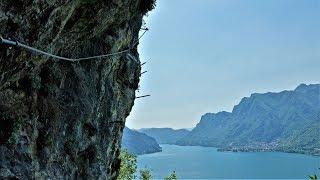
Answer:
[126,0,320,129]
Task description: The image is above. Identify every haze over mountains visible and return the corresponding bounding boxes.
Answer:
[177,84,320,155]
[123,84,319,156]
[140,128,190,144]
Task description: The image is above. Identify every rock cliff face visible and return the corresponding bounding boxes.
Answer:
[0,0,154,179]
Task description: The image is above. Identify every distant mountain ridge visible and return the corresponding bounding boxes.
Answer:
[140,128,190,144]
[177,84,320,155]
[122,127,162,155]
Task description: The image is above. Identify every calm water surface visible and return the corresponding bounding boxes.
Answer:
[137,144,320,179]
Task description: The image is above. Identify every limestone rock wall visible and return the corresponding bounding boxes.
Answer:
[0,0,154,179]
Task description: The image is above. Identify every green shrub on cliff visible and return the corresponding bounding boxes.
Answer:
[118,149,137,180]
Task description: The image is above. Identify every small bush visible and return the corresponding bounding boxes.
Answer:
[309,174,318,180]
[164,171,177,180]
[140,168,152,180]
[117,149,178,180]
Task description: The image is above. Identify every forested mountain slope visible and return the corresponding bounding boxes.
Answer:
[177,84,320,155]
[122,127,161,155]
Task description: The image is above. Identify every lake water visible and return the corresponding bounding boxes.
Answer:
[137,144,320,179]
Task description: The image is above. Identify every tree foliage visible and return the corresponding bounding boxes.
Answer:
[309,174,318,180]
[117,149,178,180]
[164,171,177,180]
[139,168,152,180]
[117,149,137,180]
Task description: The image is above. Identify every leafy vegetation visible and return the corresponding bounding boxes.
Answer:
[139,168,152,180]
[164,171,177,180]
[118,149,178,180]
[309,168,319,180]
[118,149,137,180]
[309,174,318,180]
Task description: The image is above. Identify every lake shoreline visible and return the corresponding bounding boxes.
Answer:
[217,146,320,157]
[150,144,320,157]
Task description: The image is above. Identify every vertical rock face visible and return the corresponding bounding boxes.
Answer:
[0,0,154,179]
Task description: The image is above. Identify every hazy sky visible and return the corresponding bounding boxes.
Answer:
[126,0,320,129]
